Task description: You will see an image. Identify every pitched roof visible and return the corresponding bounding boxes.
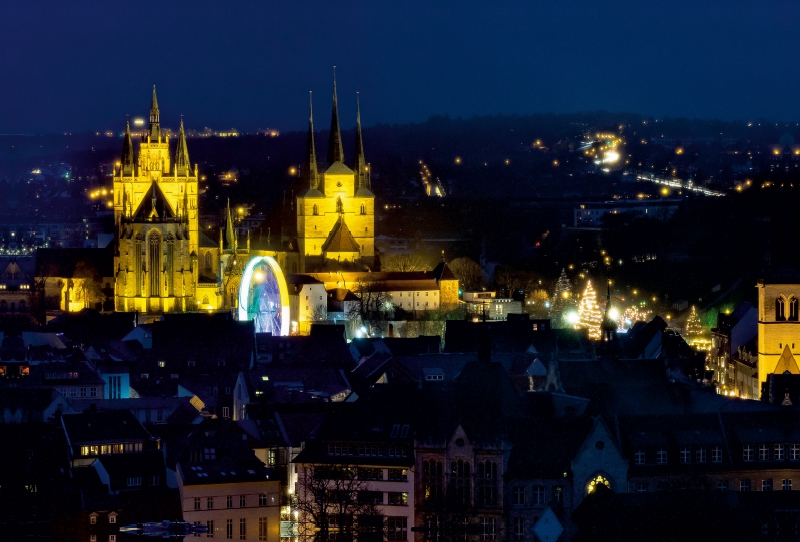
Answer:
[322,216,360,254]
[36,246,115,278]
[432,261,458,282]
[61,409,153,445]
[131,182,176,221]
[199,230,217,248]
[325,161,354,175]
[773,344,800,375]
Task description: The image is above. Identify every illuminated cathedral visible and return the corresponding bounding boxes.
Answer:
[296,78,375,272]
[113,87,199,313]
[112,78,375,315]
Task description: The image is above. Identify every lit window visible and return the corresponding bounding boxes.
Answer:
[775,444,785,461]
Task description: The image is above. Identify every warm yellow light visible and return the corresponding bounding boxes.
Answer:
[661,187,669,195]
[675,147,684,155]
[237,207,244,214]
[454,157,462,164]
[289,167,297,175]
[552,160,559,166]
[632,289,638,295]
[101,189,107,195]
[254,272,264,281]
[562,291,570,299]
[774,148,782,156]
[504,159,510,165]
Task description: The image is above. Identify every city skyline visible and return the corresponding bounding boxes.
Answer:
[4,1,800,134]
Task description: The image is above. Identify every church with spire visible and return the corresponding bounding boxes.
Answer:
[113,86,200,313]
[109,77,377,317]
[295,73,375,272]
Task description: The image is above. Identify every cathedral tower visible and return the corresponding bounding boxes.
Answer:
[757,185,800,396]
[113,87,199,314]
[296,76,375,272]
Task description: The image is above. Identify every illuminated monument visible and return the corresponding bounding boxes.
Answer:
[110,79,373,331]
[296,75,375,272]
[113,87,200,313]
[757,188,800,396]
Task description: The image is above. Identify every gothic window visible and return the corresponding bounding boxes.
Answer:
[205,252,212,271]
[476,460,498,506]
[360,203,365,215]
[313,204,318,216]
[336,197,343,214]
[149,233,161,297]
[451,459,471,507]
[422,460,443,504]
[777,296,786,321]
[790,297,799,321]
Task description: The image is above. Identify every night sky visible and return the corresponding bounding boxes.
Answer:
[3,1,800,134]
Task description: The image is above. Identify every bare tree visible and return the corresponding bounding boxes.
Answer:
[72,260,106,310]
[448,257,484,292]
[351,278,391,335]
[296,464,384,542]
[381,253,431,272]
[311,303,327,323]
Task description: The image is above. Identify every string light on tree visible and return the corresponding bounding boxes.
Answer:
[685,305,704,338]
[577,280,603,340]
[552,268,574,312]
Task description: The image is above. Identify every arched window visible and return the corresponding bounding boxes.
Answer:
[777,296,786,321]
[336,197,343,214]
[149,232,161,297]
[205,252,212,271]
[360,203,366,215]
[790,297,799,321]
[450,460,471,506]
[312,204,318,216]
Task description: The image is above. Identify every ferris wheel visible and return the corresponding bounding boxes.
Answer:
[238,256,290,336]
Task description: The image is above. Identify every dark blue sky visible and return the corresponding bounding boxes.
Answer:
[2,1,800,134]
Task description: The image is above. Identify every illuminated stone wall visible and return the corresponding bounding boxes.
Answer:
[757,281,800,391]
[297,167,374,271]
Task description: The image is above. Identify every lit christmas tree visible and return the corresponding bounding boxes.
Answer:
[577,280,603,340]
[685,305,704,337]
[552,268,574,313]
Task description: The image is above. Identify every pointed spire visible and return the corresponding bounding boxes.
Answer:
[326,67,344,164]
[121,121,135,176]
[352,92,368,191]
[303,91,319,190]
[175,119,191,176]
[149,85,161,141]
[226,199,235,250]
